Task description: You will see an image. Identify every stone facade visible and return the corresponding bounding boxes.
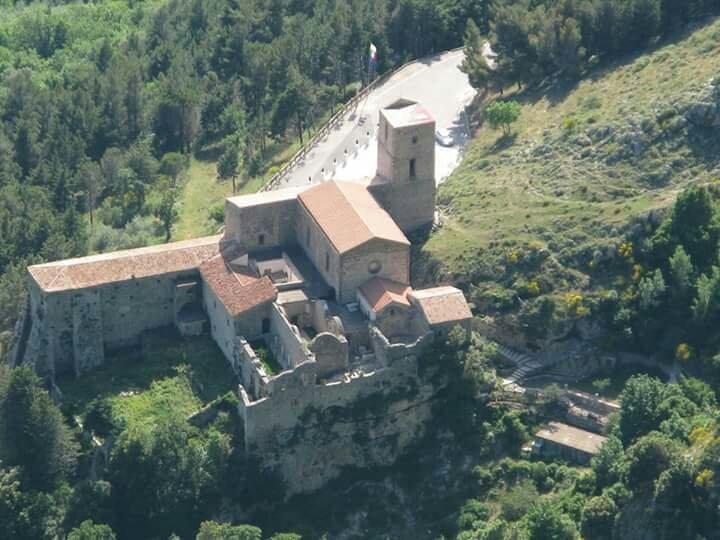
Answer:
[18,99,473,494]
[370,98,437,232]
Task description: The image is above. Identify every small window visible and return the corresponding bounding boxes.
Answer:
[389,308,395,316]
[325,252,330,272]
[409,158,416,178]
[368,260,382,274]
[306,226,311,245]
[258,234,265,245]
[412,135,418,144]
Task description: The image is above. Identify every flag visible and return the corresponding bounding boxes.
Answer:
[369,43,378,63]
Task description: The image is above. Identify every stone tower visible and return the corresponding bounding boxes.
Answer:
[369,98,436,233]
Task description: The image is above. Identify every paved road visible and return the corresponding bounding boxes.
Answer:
[277,49,475,188]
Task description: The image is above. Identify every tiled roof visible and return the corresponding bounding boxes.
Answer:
[410,286,472,325]
[29,236,224,293]
[358,277,411,313]
[535,422,607,455]
[199,247,277,317]
[298,181,409,254]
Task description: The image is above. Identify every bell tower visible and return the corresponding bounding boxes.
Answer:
[370,98,436,233]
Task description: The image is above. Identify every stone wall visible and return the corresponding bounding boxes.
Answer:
[339,239,410,303]
[72,289,105,374]
[204,280,237,361]
[237,353,435,495]
[100,273,193,350]
[296,201,341,297]
[376,113,435,185]
[310,332,349,378]
[369,179,436,234]
[372,109,436,232]
[234,304,272,341]
[268,304,312,369]
[224,196,298,251]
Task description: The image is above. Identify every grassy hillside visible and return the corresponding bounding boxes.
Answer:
[426,17,720,332]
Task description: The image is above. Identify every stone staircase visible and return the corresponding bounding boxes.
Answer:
[496,344,544,382]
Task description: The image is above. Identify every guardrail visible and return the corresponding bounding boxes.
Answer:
[260,47,464,192]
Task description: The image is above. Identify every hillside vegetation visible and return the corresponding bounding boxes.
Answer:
[427,17,720,350]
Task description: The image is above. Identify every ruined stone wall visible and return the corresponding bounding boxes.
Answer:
[234,304,272,342]
[310,332,349,378]
[224,197,299,251]
[296,202,341,296]
[268,304,312,369]
[376,305,414,339]
[339,239,410,303]
[237,353,435,494]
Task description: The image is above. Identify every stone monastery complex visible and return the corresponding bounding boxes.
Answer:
[15,99,472,490]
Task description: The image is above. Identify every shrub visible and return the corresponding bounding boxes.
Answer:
[501,479,539,520]
[562,116,578,132]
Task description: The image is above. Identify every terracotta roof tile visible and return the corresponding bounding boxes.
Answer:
[200,246,277,317]
[298,181,409,254]
[411,286,472,325]
[29,236,224,292]
[358,277,411,313]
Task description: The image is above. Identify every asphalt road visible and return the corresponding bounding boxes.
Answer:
[277,49,475,189]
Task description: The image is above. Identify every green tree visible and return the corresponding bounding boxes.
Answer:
[68,520,117,540]
[0,367,78,489]
[196,521,262,540]
[160,152,187,187]
[524,499,578,540]
[652,185,720,271]
[618,375,668,444]
[218,138,242,194]
[625,431,679,488]
[154,187,179,242]
[484,101,521,135]
[638,268,666,310]
[669,245,694,299]
[591,436,625,489]
[460,19,495,96]
[581,495,617,540]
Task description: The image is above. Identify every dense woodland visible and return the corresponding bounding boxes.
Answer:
[2,0,720,538]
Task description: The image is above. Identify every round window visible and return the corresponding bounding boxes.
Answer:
[368,260,382,274]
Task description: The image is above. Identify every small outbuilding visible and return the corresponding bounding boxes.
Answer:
[409,286,472,338]
[533,421,607,465]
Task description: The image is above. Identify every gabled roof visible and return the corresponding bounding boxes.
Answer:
[29,236,224,293]
[199,246,277,318]
[358,277,411,313]
[410,286,472,325]
[298,180,409,254]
